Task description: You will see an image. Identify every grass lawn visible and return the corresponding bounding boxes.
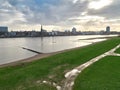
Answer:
[0,37,120,90]
[73,56,120,90]
[115,47,120,54]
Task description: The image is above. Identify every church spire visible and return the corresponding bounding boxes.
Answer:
[41,25,43,32]
[41,25,43,37]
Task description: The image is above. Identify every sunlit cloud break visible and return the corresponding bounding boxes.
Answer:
[88,0,113,10]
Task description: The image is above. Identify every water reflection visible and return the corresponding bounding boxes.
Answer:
[0,35,117,65]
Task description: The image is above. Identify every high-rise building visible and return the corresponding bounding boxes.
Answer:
[0,26,8,32]
[72,27,77,34]
[106,26,110,33]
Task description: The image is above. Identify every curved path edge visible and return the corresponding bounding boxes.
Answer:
[63,44,120,90]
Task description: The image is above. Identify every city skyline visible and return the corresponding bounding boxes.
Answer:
[0,0,120,31]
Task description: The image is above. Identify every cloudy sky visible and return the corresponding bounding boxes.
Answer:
[0,0,120,31]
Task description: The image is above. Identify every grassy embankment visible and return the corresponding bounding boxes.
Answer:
[73,39,120,90]
[115,46,120,54]
[0,37,120,90]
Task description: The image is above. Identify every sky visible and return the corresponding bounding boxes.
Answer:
[0,0,120,31]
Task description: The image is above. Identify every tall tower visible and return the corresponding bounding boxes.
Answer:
[41,25,43,32]
[72,27,77,34]
[41,25,43,37]
[106,26,110,33]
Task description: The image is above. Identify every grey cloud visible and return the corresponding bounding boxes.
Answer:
[4,0,89,25]
[0,0,26,25]
[87,0,120,19]
[2,0,120,28]
[23,0,88,25]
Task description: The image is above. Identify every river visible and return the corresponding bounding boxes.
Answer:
[0,35,117,65]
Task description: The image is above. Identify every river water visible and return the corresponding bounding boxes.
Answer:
[0,35,117,65]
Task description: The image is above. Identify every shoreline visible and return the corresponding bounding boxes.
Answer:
[0,45,91,68]
[0,36,116,68]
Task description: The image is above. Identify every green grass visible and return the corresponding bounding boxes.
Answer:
[0,37,120,90]
[73,56,120,90]
[115,47,120,54]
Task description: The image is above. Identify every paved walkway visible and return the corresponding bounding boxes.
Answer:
[63,44,120,90]
[40,44,120,90]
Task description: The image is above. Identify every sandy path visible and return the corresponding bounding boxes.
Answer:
[63,44,120,90]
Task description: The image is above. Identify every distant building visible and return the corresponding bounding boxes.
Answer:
[106,26,110,33]
[40,25,43,32]
[72,27,77,34]
[9,31,17,36]
[40,25,43,36]
[0,26,8,32]
[51,31,58,36]
[40,25,48,36]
